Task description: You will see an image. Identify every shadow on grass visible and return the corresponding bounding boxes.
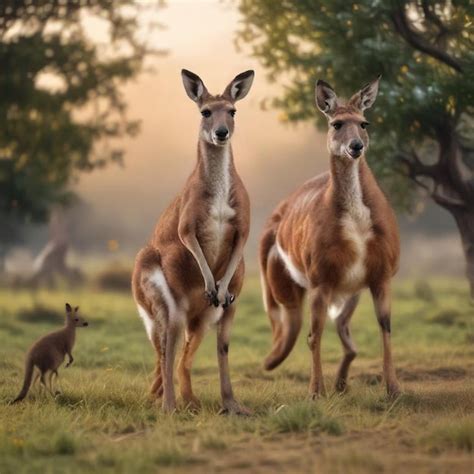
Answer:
[16,306,64,325]
[0,320,24,336]
[54,391,148,412]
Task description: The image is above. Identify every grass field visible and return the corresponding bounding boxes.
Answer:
[0,276,472,473]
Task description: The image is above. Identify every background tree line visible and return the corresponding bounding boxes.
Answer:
[237,0,474,296]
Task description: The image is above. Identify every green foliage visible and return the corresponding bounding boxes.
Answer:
[0,1,159,250]
[237,0,474,209]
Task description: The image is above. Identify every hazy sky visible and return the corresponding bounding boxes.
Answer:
[77,1,326,253]
[69,0,462,276]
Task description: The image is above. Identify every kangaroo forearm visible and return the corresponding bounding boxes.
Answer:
[220,243,244,289]
[180,233,214,288]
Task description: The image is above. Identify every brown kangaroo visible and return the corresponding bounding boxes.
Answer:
[132,69,254,413]
[12,303,88,403]
[259,77,401,399]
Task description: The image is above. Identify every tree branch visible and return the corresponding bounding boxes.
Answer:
[435,123,474,203]
[391,3,463,73]
[397,150,467,210]
[398,149,439,179]
[421,0,448,40]
[432,184,466,210]
[398,154,432,192]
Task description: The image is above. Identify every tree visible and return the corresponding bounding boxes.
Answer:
[237,0,474,296]
[0,0,162,268]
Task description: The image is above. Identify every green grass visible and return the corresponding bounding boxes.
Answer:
[0,276,473,473]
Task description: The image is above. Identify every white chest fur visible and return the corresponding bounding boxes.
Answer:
[204,147,236,261]
[338,163,372,291]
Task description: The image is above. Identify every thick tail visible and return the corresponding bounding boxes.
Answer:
[259,227,303,371]
[264,305,302,370]
[259,228,278,314]
[12,358,34,403]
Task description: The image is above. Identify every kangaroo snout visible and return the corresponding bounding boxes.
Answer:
[215,126,229,141]
[348,139,364,158]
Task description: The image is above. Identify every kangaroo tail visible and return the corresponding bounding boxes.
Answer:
[260,227,304,371]
[12,358,34,403]
[264,305,302,370]
[259,228,278,312]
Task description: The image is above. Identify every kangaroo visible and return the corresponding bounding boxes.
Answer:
[132,69,254,413]
[259,77,401,398]
[12,303,88,403]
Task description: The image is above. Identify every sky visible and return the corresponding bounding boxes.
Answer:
[77,0,326,253]
[25,0,463,277]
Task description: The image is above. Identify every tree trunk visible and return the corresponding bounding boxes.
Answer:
[451,208,474,300]
[410,127,474,301]
[0,249,5,274]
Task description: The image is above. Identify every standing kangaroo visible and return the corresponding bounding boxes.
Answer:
[13,303,88,403]
[132,69,254,413]
[259,77,401,398]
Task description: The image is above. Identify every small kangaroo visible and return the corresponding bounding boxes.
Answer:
[12,303,88,403]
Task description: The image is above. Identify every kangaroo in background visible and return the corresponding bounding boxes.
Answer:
[259,77,401,399]
[132,69,254,413]
[12,303,88,403]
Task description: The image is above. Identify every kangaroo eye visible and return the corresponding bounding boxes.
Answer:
[332,122,342,130]
[75,318,79,322]
[361,122,370,129]
[201,109,211,118]
[229,109,236,117]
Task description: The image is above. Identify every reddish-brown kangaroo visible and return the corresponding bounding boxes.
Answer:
[13,303,88,403]
[259,77,401,398]
[132,69,254,413]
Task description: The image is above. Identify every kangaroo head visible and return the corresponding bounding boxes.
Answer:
[181,69,255,147]
[65,303,89,327]
[315,76,380,160]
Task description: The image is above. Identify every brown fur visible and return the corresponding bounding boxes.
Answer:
[12,303,88,403]
[132,69,254,413]
[260,77,401,398]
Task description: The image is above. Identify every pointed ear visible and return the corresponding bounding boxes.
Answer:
[74,306,79,312]
[181,69,208,103]
[349,75,381,111]
[223,70,255,102]
[315,80,338,117]
[65,303,72,313]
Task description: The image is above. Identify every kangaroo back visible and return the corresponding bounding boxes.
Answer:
[12,357,34,403]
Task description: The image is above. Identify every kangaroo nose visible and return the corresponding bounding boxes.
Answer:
[350,139,364,152]
[215,127,229,140]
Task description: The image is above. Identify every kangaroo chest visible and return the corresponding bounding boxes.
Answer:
[205,189,236,259]
[334,163,373,291]
[338,205,372,291]
[201,150,236,264]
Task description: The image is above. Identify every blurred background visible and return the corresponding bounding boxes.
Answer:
[0,0,472,294]
[1,4,472,471]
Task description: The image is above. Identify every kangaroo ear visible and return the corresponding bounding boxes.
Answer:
[74,306,79,312]
[65,303,72,313]
[181,69,209,104]
[315,79,338,117]
[349,75,381,111]
[223,70,255,102]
